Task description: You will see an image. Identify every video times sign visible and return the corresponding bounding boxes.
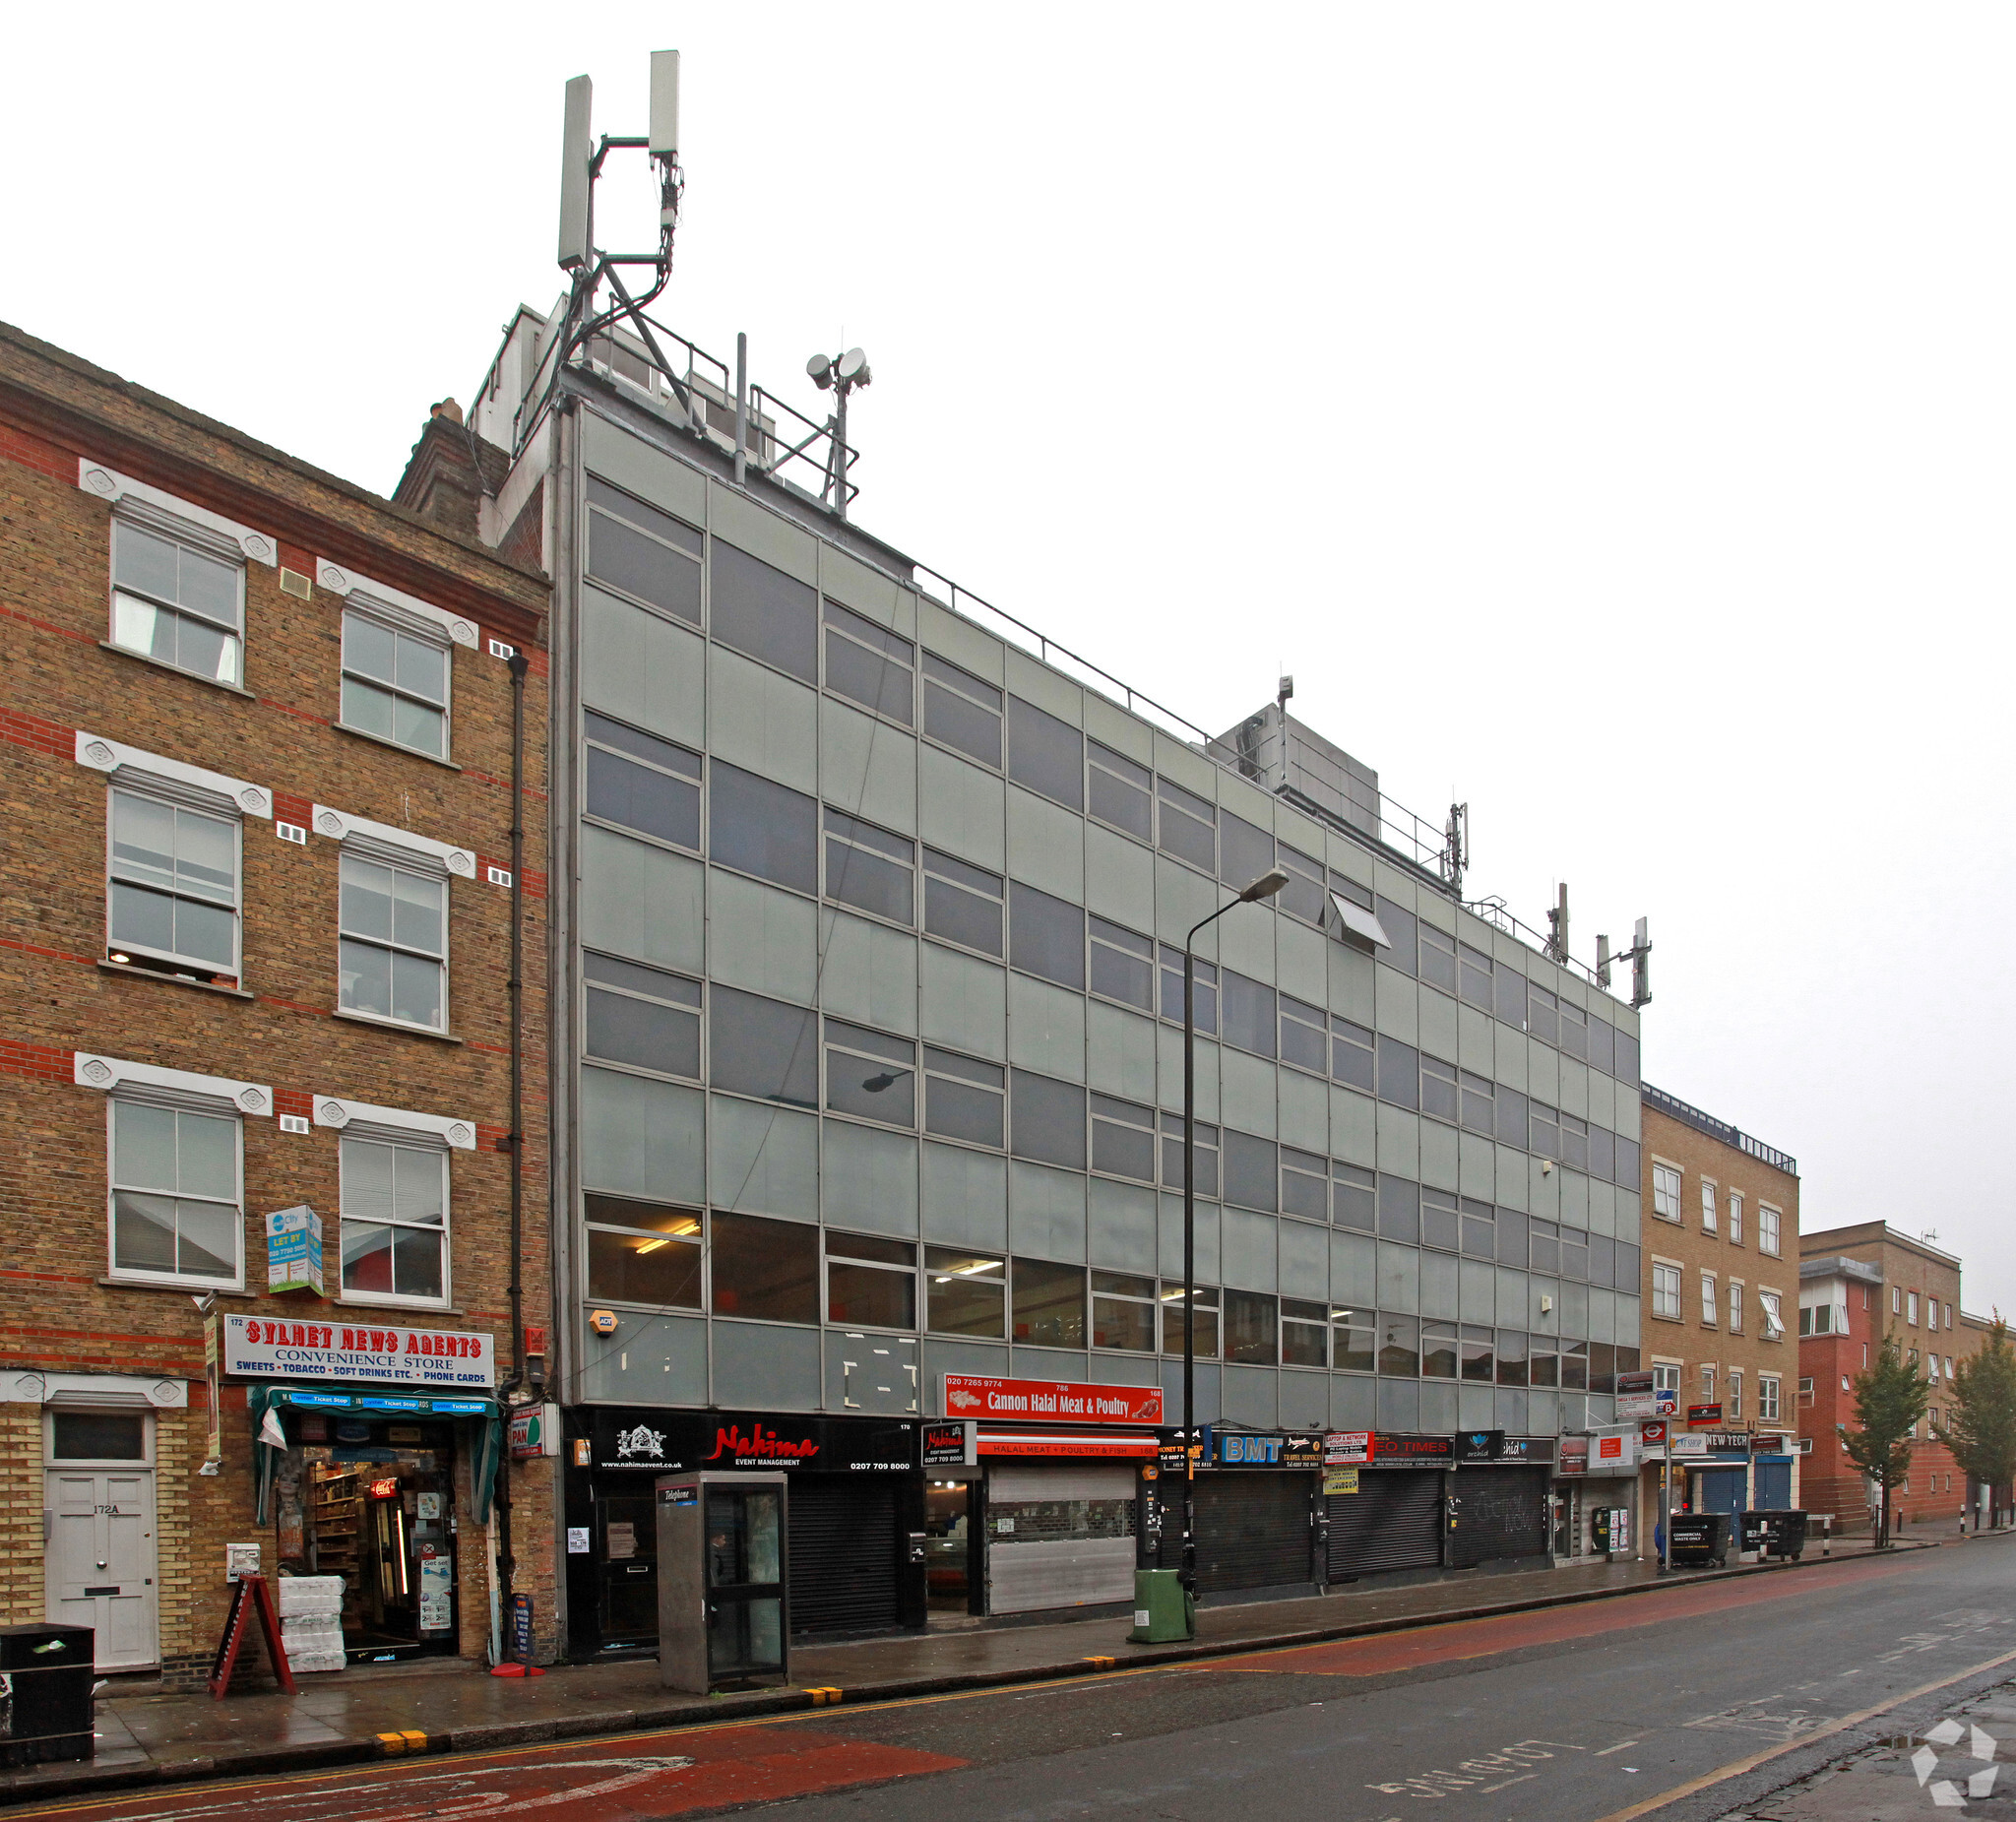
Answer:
[221,1314,494,1389]
[943,1375,1163,1425]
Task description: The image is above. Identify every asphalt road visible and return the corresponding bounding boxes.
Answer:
[24,1542,2016,1822]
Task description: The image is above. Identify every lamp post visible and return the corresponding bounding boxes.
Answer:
[1180,867,1289,1624]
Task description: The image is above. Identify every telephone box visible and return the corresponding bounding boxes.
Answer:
[655,1473,788,1693]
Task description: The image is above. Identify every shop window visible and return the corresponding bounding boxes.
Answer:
[583,951,700,1080]
[340,1136,448,1304]
[1332,1305,1374,1372]
[107,785,240,980]
[1087,740,1152,841]
[108,1099,241,1288]
[1006,696,1083,812]
[1222,1132,1278,1213]
[342,610,450,759]
[1160,1113,1219,1198]
[1422,1189,1460,1253]
[584,712,702,850]
[1156,776,1216,872]
[1008,881,1085,991]
[1378,1313,1420,1377]
[826,1230,916,1329]
[823,599,914,726]
[110,517,244,684]
[1218,809,1274,893]
[584,1194,702,1306]
[1091,1271,1157,1351]
[711,541,816,683]
[1012,1257,1085,1347]
[1159,946,1218,1034]
[1224,1290,1278,1364]
[922,1047,1005,1149]
[1461,1198,1496,1259]
[1460,1325,1495,1383]
[1089,916,1154,1012]
[710,762,817,896]
[1160,1285,1219,1357]
[708,986,817,1106]
[1279,993,1327,1074]
[1090,1094,1156,1182]
[921,847,1003,957]
[711,1212,818,1323]
[824,1021,916,1127]
[585,474,701,625]
[1281,1147,1328,1222]
[1282,1297,1329,1366]
[825,808,914,925]
[926,1247,1005,1338]
[1010,1069,1086,1170]
[920,655,1002,769]
[988,1496,1134,1544]
[1330,1016,1374,1092]
[1332,1162,1375,1231]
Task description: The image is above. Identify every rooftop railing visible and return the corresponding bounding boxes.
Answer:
[1643,1084,1797,1175]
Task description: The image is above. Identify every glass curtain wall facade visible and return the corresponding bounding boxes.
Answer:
[553,400,1644,1440]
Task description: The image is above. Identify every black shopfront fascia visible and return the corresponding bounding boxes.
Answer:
[563,1409,925,1659]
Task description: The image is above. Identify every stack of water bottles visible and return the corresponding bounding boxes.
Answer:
[277,1576,347,1673]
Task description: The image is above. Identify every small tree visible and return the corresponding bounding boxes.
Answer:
[1842,1335,1929,1546]
[1935,1318,2016,1529]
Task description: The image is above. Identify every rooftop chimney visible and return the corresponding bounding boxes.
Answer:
[429,397,465,424]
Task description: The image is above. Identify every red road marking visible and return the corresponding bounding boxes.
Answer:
[25,1726,967,1822]
[1206,1555,1924,1677]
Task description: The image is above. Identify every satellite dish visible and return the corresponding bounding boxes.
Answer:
[838,346,870,384]
[806,352,834,390]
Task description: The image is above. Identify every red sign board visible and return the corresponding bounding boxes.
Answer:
[1597,1435,1624,1460]
[976,1431,1159,1458]
[943,1374,1163,1425]
[1687,1403,1724,1427]
[1640,1419,1669,1446]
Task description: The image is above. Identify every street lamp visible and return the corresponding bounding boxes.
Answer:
[1180,867,1289,1625]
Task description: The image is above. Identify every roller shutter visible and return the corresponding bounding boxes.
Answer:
[1192,1475,1315,1593]
[1447,1467,1548,1568]
[1328,1468,1443,1578]
[788,1476,902,1636]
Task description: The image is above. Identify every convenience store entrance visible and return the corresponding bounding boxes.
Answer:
[305,1419,460,1662]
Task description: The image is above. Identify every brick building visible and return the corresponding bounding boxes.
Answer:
[0,322,553,1681]
[1637,1087,1800,1537]
[1797,1223,1977,1537]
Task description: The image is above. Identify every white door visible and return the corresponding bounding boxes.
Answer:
[46,1468,158,1669]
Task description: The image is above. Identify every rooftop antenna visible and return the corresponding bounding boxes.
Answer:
[1441,802,1468,899]
[1277,673,1293,714]
[550,52,689,406]
[806,346,871,519]
[1546,883,1568,965]
[1598,915,1653,1006]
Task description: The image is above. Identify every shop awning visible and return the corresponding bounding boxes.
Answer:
[977,1431,1158,1459]
[251,1385,504,1525]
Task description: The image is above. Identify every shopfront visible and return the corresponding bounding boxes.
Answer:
[1448,1433,1553,1568]
[1172,1430,1324,1600]
[950,1374,1162,1617]
[1682,1430,1754,1518]
[1555,1427,1640,1557]
[225,1315,502,1666]
[564,1408,922,1655]
[1326,1430,1452,1581]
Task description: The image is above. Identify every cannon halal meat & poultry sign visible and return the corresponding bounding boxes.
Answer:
[221,1314,495,1389]
[943,1374,1164,1424]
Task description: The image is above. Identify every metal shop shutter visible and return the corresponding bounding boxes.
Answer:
[1328,1468,1442,1578]
[1192,1475,1315,1594]
[1447,1467,1549,1569]
[788,1476,902,1636]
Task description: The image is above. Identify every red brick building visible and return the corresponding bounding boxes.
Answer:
[0,322,553,1680]
[1798,1224,1978,1538]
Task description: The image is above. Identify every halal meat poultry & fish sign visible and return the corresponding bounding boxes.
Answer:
[943,1374,1164,1424]
[221,1314,495,1389]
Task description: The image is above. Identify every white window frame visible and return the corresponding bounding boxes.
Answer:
[1729,1369,1743,1418]
[1893,1287,1902,1314]
[317,558,477,763]
[80,461,275,686]
[1700,1177,1717,1232]
[74,1054,272,1292]
[1728,1281,1744,1334]
[1652,1261,1681,1320]
[336,1132,453,1309]
[1701,1362,1716,1400]
[1728,1190,1743,1245]
[316,806,473,1036]
[1759,1288,1786,1341]
[1758,1204,1782,1257]
[1701,1271,1719,1326]
[1652,1162,1681,1223]
[105,783,244,980]
[1652,1361,1681,1394]
[1759,1374,1781,1421]
[1908,1291,1919,1326]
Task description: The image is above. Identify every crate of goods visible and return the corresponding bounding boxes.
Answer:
[278,1576,345,1618]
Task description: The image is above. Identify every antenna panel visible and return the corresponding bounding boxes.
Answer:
[558,75,594,272]
[650,50,681,159]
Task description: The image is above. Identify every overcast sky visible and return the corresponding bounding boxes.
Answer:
[7,7,2011,1311]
